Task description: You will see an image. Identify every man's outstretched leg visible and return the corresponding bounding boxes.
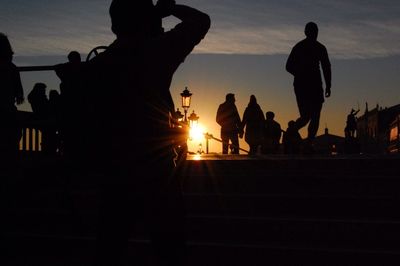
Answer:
[304,103,322,154]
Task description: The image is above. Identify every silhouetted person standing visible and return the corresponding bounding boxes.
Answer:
[283,120,302,155]
[48,90,62,155]
[87,1,210,265]
[55,51,85,161]
[28,83,49,119]
[241,95,264,155]
[216,93,242,154]
[0,33,24,159]
[0,33,24,258]
[286,22,331,153]
[28,82,51,153]
[262,111,282,154]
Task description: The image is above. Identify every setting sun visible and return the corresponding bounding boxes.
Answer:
[189,123,206,143]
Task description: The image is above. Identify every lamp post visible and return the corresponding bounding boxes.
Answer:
[188,110,199,128]
[174,108,184,122]
[180,87,192,123]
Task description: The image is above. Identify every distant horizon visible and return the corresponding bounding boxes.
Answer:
[15,53,400,154]
[5,0,400,153]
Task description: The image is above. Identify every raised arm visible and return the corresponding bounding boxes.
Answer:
[170,4,211,37]
[156,1,211,76]
[156,0,211,37]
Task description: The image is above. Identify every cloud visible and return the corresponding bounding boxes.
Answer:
[2,0,400,59]
[189,0,400,59]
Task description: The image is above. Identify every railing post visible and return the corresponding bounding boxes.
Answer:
[22,128,27,151]
[35,128,40,152]
[29,128,33,152]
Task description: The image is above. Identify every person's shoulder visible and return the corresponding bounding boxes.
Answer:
[273,120,281,126]
[294,39,307,47]
[217,102,225,109]
[316,41,328,50]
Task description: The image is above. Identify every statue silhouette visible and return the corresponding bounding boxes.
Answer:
[216,93,243,154]
[240,95,264,155]
[286,22,332,154]
[86,1,210,265]
[345,108,359,138]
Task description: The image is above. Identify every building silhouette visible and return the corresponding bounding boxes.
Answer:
[356,103,400,154]
[388,114,400,153]
[313,127,345,155]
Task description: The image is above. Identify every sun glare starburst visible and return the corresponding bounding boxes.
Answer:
[189,123,205,142]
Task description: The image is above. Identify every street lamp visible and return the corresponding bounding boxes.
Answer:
[180,87,192,122]
[188,110,199,128]
[174,108,184,122]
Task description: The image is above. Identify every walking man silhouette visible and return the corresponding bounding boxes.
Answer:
[286,22,331,153]
[87,1,210,265]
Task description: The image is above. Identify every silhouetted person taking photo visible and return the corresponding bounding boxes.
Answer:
[87,1,210,265]
[286,22,331,154]
[216,93,242,154]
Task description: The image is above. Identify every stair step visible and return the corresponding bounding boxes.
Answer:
[3,232,400,266]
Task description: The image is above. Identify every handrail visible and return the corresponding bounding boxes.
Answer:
[204,132,249,154]
[17,65,56,72]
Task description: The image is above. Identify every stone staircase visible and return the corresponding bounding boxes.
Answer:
[2,154,400,265]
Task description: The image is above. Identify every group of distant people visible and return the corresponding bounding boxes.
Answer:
[215,93,310,156]
[216,93,282,155]
[216,21,332,156]
[25,50,85,159]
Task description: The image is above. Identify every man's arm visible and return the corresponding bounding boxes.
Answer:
[158,2,211,66]
[12,65,24,105]
[216,105,223,126]
[321,46,331,97]
[170,4,211,35]
[285,47,296,76]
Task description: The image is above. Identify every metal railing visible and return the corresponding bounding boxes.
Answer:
[204,132,249,154]
[17,111,44,153]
